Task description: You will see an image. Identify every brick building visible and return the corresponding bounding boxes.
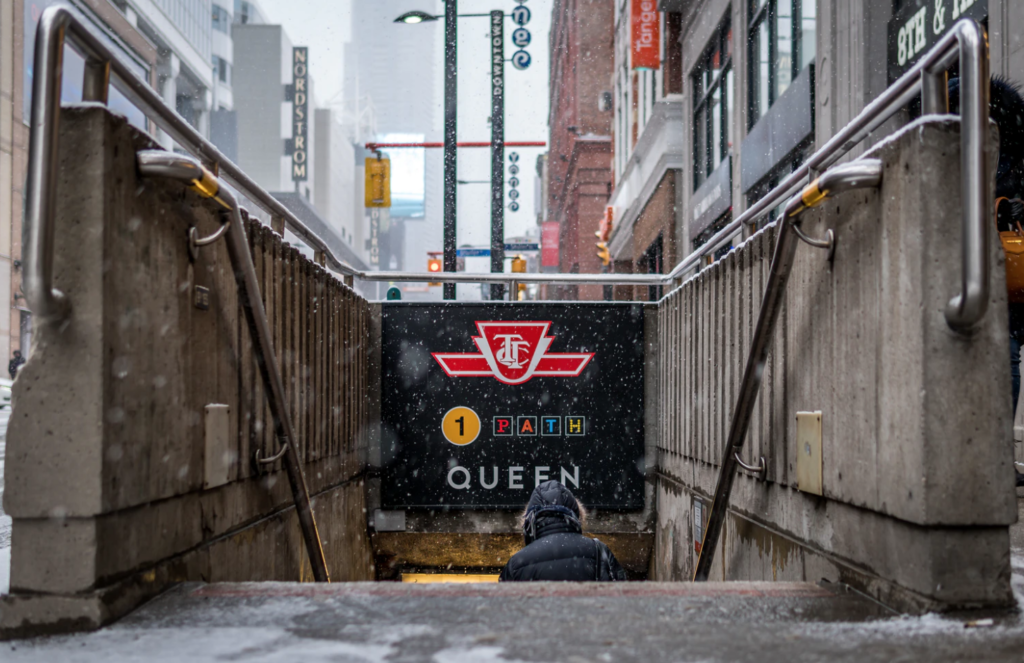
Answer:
[545,0,615,300]
[606,0,684,301]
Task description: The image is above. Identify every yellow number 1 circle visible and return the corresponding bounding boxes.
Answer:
[442,406,481,446]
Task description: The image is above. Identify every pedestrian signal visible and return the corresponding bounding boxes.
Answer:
[511,256,527,273]
[364,156,391,208]
[596,241,610,266]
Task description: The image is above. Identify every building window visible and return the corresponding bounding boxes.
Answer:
[664,13,683,95]
[642,234,664,301]
[748,0,816,129]
[212,4,231,34]
[692,14,733,190]
[212,55,231,85]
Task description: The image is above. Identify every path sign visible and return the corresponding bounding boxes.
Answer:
[512,28,531,48]
[512,50,531,70]
[511,5,531,25]
[381,303,645,509]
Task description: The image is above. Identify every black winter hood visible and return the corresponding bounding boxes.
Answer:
[522,480,582,544]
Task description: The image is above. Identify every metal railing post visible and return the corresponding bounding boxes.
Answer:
[136,151,330,583]
[693,160,883,581]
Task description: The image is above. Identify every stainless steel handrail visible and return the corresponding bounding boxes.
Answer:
[663,19,988,332]
[139,150,331,583]
[692,159,884,582]
[25,6,989,320]
[26,4,360,326]
[23,5,332,581]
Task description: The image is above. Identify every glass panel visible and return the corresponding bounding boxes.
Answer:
[800,0,816,71]
[775,0,793,100]
[711,84,722,169]
[725,68,734,153]
[694,107,707,187]
[710,39,721,82]
[757,19,770,122]
[693,61,704,102]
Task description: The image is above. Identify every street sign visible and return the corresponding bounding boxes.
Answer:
[511,5,531,25]
[512,50,531,70]
[380,303,645,509]
[456,248,491,257]
[456,243,539,257]
[512,28,531,48]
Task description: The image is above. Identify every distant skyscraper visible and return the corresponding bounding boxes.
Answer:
[343,1,441,293]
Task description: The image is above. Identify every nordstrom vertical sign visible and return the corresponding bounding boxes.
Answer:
[291,47,309,182]
[630,0,660,70]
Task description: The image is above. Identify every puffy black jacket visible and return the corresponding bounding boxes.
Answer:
[499,481,627,582]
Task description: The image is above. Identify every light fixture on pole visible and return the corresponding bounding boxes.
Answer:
[393,11,440,24]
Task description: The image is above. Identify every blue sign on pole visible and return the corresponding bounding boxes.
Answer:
[456,248,492,258]
[511,50,532,70]
[512,28,531,48]
[511,5,531,26]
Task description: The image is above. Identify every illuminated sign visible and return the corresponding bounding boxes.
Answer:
[431,321,594,385]
[291,47,309,181]
[381,303,645,509]
[631,0,660,70]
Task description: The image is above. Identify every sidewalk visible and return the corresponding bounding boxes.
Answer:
[3,578,1024,662]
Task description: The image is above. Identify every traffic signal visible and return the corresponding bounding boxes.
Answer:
[596,241,610,266]
[427,257,442,286]
[511,256,527,273]
[364,156,391,208]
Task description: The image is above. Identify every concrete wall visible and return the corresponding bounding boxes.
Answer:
[0,107,374,637]
[651,118,1016,611]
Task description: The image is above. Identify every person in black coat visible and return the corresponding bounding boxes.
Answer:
[499,480,626,582]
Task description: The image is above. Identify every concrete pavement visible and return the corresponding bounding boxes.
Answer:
[3,579,1024,662]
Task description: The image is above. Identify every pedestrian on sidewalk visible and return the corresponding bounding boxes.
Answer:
[499,480,626,582]
[8,350,24,379]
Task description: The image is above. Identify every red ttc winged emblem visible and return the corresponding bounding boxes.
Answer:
[432,321,594,385]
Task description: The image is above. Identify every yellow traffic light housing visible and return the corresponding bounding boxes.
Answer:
[511,256,527,273]
[596,242,610,266]
[427,257,442,286]
[364,156,391,208]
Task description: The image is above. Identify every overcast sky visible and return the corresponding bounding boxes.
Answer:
[258,0,552,250]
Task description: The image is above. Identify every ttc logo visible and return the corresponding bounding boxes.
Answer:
[432,321,594,385]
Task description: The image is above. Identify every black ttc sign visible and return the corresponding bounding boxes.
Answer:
[381,303,645,510]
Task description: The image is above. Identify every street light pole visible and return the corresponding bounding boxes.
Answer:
[443,0,458,300]
[489,10,505,300]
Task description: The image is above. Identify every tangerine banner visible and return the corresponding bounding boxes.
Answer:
[631,0,660,70]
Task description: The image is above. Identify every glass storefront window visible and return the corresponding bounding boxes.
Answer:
[747,0,815,129]
[692,13,733,190]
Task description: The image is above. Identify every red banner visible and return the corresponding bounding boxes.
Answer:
[631,0,660,70]
[541,221,560,267]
